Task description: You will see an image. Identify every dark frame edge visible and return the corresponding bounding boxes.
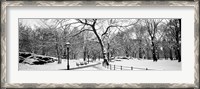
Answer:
[194,0,200,89]
[1,0,7,89]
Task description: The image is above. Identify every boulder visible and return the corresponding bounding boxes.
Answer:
[39,57,54,63]
[19,52,58,65]
[32,60,47,65]
[19,56,25,63]
[22,58,37,65]
[19,52,32,58]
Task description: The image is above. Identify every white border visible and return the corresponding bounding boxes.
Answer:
[7,6,194,83]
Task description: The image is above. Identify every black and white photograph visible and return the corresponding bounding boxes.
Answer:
[18,18,181,71]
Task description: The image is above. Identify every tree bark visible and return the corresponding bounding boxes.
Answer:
[77,19,109,65]
[152,42,157,61]
[91,25,109,66]
[177,19,181,62]
[139,48,142,59]
[83,47,87,61]
[177,48,181,62]
[169,47,173,60]
[107,43,110,61]
[56,43,61,64]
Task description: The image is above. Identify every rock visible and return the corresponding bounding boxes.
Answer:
[22,57,48,65]
[19,52,32,58]
[32,60,47,65]
[52,58,57,61]
[19,52,58,65]
[19,56,25,63]
[40,57,54,63]
[41,57,49,61]
[36,56,43,60]
[22,58,37,65]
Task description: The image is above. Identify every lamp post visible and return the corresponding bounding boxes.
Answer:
[66,42,70,70]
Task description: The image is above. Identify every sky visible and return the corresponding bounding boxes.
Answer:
[19,18,169,41]
[19,18,139,29]
[19,19,43,30]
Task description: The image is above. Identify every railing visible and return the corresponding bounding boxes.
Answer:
[103,64,155,70]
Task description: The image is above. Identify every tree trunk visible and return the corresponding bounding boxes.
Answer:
[63,49,66,59]
[42,46,45,55]
[87,54,90,63]
[110,49,114,58]
[177,48,181,62]
[146,48,150,59]
[107,43,110,61]
[132,52,135,58]
[152,42,157,61]
[163,47,167,60]
[56,44,61,64]
[157,49,160,59]
[170,47,173,60]
[177,19,181,62]
[125,50,129,57]
[91,25,109,66]
[98,52,101,61]
[83,47,87,61]
[139,48,142,59]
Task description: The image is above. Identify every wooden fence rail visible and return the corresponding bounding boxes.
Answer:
[104,64,154,70]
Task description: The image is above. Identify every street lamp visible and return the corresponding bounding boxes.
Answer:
[66,42,70,70]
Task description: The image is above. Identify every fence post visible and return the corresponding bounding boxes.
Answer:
[110,65,112,70]
[114,65,115,70]
[131,67,133,70]
[121,66,122,70]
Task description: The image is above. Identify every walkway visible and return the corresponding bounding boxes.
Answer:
[73,63,108,70]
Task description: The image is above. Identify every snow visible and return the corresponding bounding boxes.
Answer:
[19,58,181,71]
[109,58,181,71]
[18,59,104,71]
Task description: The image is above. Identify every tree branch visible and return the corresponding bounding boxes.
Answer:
[93,19,97,25]
[71,29,92,37]
[76,19,92,26]
[101,25,117,36]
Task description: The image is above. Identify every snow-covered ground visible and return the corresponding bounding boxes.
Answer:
[19,59,104,71]
[19,58,181,71]
[109,58,181,71]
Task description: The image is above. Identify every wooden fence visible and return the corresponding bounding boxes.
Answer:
[103,64,155,70]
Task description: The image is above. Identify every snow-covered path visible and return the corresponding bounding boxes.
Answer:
[74,63,108,70]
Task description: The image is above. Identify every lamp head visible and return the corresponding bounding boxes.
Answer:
[66,42,70,47]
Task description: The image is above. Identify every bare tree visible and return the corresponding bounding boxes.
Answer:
[74,19,139,65]
[144,19,163,61]
[167,19,181,62]
[19,18,181,66]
